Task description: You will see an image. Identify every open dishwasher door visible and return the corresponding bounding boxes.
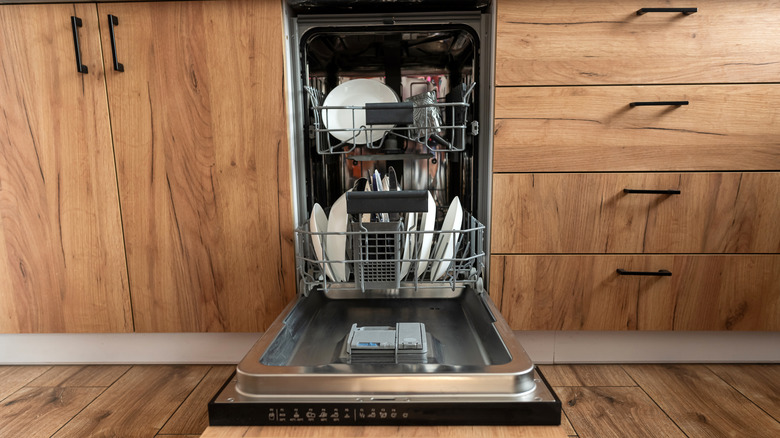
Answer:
[210,2,561,427]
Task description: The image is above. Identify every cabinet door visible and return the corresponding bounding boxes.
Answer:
[491,255,780,331]
[0,4,132,332]
[494,85,780,172]
[491,173,780,254]
[496,0,780,86]
[99,0,294,332]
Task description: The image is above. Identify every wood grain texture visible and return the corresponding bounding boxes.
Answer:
[496,0,780,85]
[493,255,780,330]
[99,0,295,332]
[560,410,577,437]
[201,425,569,438]
[52,365,209,437]
[539,365,635,387]
[707,364,780,421]
[667,256,780,330]
[0,366,50,401]
[0,4,132,332]
[493,85,780,172]
[556,386,685,438]
[159,365,234,435]
[0,386,103,438]
[624,365,780,438]
[26,365,130,387]
[491,173,780,254]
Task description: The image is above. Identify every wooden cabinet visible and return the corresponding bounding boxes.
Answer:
[492,173,780,254]
[494,85,780,172]
[99,0,294,332]
[496,0,780,86]
[0,0,293,333]
[0,4,132,332]
[490,255,780,331]
[492,0,780,331]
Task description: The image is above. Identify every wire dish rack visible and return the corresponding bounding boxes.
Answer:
[305,83,477,155]
[295,212,485,294]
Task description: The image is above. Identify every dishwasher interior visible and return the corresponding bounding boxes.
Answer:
[209,4,561,427]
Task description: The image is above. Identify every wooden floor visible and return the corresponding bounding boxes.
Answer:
[0,364,778,437]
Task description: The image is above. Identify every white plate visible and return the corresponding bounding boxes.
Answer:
[309,203,333,281]
[322,79,399,145]
[326,191,351,282]
[399,212,417,279]
[415,192,437,279]
[430,197,463,281]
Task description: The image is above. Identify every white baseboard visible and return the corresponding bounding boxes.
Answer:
[0,331,777,365]
[515,331,780,364]
[0,333,262,365]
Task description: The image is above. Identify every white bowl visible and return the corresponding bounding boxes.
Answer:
[322,79,399,145]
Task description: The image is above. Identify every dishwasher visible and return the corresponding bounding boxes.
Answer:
[209,0,561,426]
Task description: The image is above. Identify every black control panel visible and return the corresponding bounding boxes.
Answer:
[209,400,562,426]
[264,405,410,424]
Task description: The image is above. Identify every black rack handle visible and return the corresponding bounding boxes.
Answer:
[617,269,672,276]
[70,16,88,74]
[630,101,689,107]
[636,8,698,15]
[623,189,681,195]
[346,190,429,215]
[108,15,124,72]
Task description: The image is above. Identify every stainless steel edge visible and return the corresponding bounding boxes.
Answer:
[480,1,497,284]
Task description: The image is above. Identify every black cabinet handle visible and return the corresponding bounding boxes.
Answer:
[108,15,124,72]
[617,269,672,276]
[70,16,88,74]
[630,101,689,107]
[623,189,681,195]
[636,8,697,15]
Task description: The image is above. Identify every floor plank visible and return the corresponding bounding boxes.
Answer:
[0,366,51,402]
[200,425,569,437]
[52,365,210,438]
[160,365,235,435]
[556,386,684,438]
[156,435,201,438]
[707,364,780,422]
[540,365,635,387]
[560,410,577,437]
[0,386,103,438]
[26,365,130,387]
[623,364,780,438]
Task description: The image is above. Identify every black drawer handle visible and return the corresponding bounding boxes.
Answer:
[70,16,88,74]
[617,269,672,276]
[630,101,689,107]
[623,189,681,195]
[108,15,124,72]
[636,8,697,15]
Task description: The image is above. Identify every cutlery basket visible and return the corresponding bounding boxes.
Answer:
[350,221,403,290]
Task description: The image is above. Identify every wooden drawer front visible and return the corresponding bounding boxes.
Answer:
[496,0,780,86]
[491,173,780,254]
[490,255,780,331]
[493,85,780,172]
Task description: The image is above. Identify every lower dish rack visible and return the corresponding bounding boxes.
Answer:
[296,211,485,294]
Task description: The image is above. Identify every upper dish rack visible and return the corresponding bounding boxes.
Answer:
[295,210,485,295]
[305,82,478,155]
